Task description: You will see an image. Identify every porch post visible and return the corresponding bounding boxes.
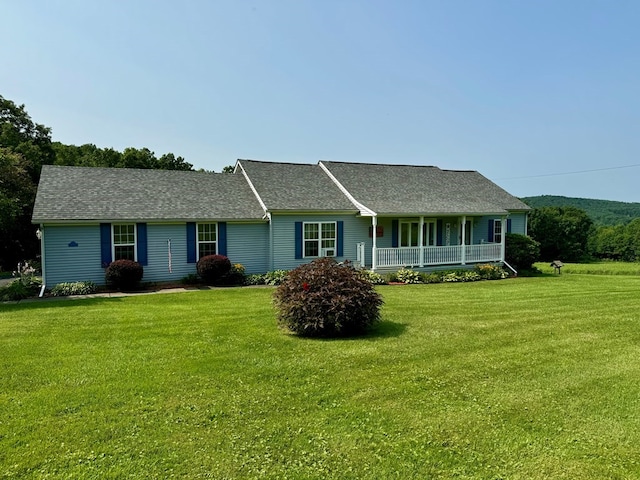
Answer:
[461,215,466,265]
[371,216,377,271]
[500,216,507,262]
[418,216,424,267]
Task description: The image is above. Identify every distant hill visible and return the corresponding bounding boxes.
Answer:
[520,195,640,226]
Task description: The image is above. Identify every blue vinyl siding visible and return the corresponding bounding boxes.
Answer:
[226,223,269,274]
[43,225,106,286]
[271,214,364,271]
[43,221,270,286]
[143,224,194,282]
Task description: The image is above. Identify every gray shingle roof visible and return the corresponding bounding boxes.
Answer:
[32,165,266,222]
[237,159,358,212]
[320,161,531,215]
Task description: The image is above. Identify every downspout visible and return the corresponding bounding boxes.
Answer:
[267,212,274,272]
[371,216,377,271]
[38,224,46,297]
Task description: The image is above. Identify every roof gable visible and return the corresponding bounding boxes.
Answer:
[32,165,265,222]
[320,161,531,215]
[236,159,358,212]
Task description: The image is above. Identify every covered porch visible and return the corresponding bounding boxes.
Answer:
[357,215,508,271]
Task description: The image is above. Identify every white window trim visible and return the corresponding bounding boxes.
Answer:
[197,222,218,259]
[493,218,502,243]
[303,221,337,258]
[399,219,437,247]
[112,223,137,262]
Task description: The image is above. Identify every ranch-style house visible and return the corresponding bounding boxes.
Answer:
[32,159,531,288]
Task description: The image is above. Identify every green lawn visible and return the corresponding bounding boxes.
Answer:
[2,275,640,479]
[535,260,640,276]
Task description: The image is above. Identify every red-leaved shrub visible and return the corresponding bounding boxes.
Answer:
[105,259,143,291]
[196,254,232,285]
[273,258,383,337]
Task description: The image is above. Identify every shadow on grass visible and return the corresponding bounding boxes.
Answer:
[366,320,407,339]
[288,320,408,342]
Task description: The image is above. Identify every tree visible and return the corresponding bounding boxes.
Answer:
[505,233,540,271]
[0,95,54,269]
[528,206,594,262]
[157,153,193,171]
[222,165,235,173]
[1,94,195,269]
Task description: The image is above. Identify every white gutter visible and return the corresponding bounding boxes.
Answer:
[236,161,269,217]
[318,162,376,216]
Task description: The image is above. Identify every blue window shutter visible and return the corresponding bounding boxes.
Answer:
[136,223,148,266]
[100,223,112,267]
[337,221,344,257]
[218,222,227,256]
[507,218,512,233]
[488,220,495,242]
[391,220,398,248]
[295,222,303,259]
[437,220,443,246]
[187,222,196,263]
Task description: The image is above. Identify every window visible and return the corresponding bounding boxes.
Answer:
[304,222,336,257]
[198,223,217,259]
[113,224,136,261]
[493,219,502,243]
[423,220,436,246]
[400,220,436,247]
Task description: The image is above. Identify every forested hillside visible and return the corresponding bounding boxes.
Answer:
[521,195,640,226]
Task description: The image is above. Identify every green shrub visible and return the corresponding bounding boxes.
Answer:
[105,259,144,291]
[474,264,509,280]
[245,273,266,286]
[50,281,97,297]
[359,269,387,285]
[196,255,231,285]
[274,258,383,337]
[180,273,201,285]
[0,280,35,301]
[263,269,289,286]
[506,233,541,271]
[220,263,246,286]
[396,268,422,284]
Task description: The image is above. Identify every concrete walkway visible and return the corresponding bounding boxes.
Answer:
[3,284,270,304]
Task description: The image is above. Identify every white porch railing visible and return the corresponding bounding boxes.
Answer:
[375,243,502,269]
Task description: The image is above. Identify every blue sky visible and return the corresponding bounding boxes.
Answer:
[2,1,639,202]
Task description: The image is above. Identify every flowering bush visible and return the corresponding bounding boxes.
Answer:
[474,264,509,280]
[220,263,246,286]
[50,281,97,297]
[196,254,231,285]
[359,269,387,285]
[396,268,422,284]
[274,258,383,337]
[105,259,143,291]
[0,261,42,301]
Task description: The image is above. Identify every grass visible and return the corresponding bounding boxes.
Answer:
[2,274,640,479]
[535,260,640,276]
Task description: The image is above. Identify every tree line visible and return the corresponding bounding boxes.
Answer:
[0,94,201,270]
[528,206,640,263]
[522,195,640,227]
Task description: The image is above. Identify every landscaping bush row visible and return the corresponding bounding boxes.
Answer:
[246,263,508,287]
